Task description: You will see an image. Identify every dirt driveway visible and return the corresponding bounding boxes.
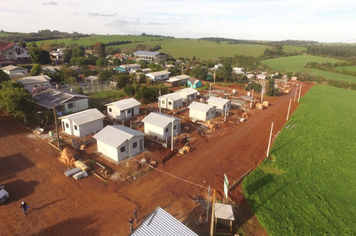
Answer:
[0,82,313,236]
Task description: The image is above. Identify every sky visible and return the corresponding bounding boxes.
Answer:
[1,0,356,43]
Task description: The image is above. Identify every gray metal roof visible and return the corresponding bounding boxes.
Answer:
[2,65,26,71]
[17,75,51,85]
[133,51,163,57]
[188,101,214,112]
[93,125,145,148]
[207,96,230,106]
[33,88,88,109]
[59,108,104,125]
[160,93,183,101]
[105,98,141,110]
[142,112,181,129]
[85,75,99,81]
[214,203,235,221]
[130,207,198,236]
[175,87,198,96]
[170,74,190,80]
[147,70,170,77]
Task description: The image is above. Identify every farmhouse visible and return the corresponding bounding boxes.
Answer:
[105,98,141,120]
[175,87,198,103]
[93,125,145,162]
[187,78,202,88]
[188,101,216,122]
[59,108,105,137]
[164,74,190,87]
[146,71,170,81]
[33,88,89,114]
[133,51,167,62]
[0,42,30,63]
[16,75,52,92]
[158,93,183,110]
[142,112,181,141]
[207,96,231,113]
[130,207,198,236]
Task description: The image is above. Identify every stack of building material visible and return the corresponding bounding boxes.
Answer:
[64,167,82,177]
[75,160,90,171]
[73,171,88,180]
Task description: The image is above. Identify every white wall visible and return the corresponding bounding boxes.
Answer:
[107,105,140,120]
[97,140,120,162]
[73,119,103,137]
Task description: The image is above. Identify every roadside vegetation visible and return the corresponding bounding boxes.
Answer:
[243,85,356,235]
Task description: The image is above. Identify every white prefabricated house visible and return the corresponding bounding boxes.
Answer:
[207,96,231,114]
[158,93,183,110]
[105,98,141,120]
[93,125,145,162]
[188,102,216,122]
[59,108,105,137]
[142,112,181,141]
[146,71,170,81]
[175,87,198,103]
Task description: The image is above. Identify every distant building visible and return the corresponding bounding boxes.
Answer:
[16,75,52,92]
[188,101,216,122]
[187,78,202,88]
[133,51,167,62]
[105,98,141,121]
[0,43,30,63]
[84,75,99,84]
[207,96,231,114]
[175,87,198,103]
[142,112,181,141]
[233,67,245,75]
[164,74,190,87]
[50,48,64,65]
[146,71,170,81]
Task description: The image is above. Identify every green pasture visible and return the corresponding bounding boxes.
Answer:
[307,69,356,82]
[282,45,307,53]
[335,66,356,72]
[262,55,342,73]
[243,85,356,235]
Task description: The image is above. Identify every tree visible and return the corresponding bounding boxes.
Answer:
[98,69,112,82]
[30,48,51,64]
[168,66,181,76]
[31,64,42,76]
[190,66,208,80]
[64,77,77,85]
[113,57,121,66]
[18,40,26,48]
[216,58,232,82]
[114,73,130,89]
[96,58,108,68]
[0,70,10,83]
[106,47,121,56]
[93,42,105,58]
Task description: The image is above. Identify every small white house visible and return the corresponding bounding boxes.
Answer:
[119,64,141,72]
[158,93,183,110]
[59,108,105,137]
[233,67,245,75]
[142,112,181,141]
[105,98,141,120]
[188,102,216,122]
[16,75,52,92]
[175,87,198,104]
[85,75,99,84]
[93,125,145,162]
[207,96,231,114]
[146,71,170,81]
[1,65,27,75]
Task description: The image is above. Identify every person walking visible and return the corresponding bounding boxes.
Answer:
[20,202,29,215]
[133,208,138,224]
[129,217,134,232]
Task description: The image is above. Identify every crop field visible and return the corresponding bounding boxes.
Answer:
[243,85,356,235]
[282,45,307,53]
[262,55,342,73]
[34,36,269,59]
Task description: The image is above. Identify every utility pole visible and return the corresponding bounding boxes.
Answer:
[159,90,161,113]
[209,83,212,98]
[53,108,61,150]
[287,98,292,121]
[171,116,174,152]
[210,189,215,236]
[294,86,297,101]
[298,82,302,103]
[266,122,274,157]
[206,186,210,231]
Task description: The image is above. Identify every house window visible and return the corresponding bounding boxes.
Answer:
[174,125,176,130]
[165,128,169,133]
[109,108,112,112]
[120,146,125,153]
[212,110,214,114]
[133,142,137,148]
[8,52,12,55]
[68,103,74,109]
[66,123,69,128]
[162,100,165,104]
[74,125,78,130]
[128,109,131,114]
[206,112,209,116]
[169,102,172,105]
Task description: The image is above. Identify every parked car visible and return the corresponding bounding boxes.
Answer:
[0,185,9,204]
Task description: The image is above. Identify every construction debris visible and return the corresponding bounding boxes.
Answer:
[256,103,263,110]
[75,160,90,171]
[205,120,217,130]
[242,112,249,119]
[179,145,191,155]
[58,147,77,166]
[262,101,269,107]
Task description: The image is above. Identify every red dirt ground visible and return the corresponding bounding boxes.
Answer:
[0,82,314,236]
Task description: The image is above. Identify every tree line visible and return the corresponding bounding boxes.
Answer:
[307,44,356,59]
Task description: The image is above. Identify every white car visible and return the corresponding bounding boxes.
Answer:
[0,185,9,204]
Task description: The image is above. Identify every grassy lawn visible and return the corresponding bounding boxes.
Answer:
[282,45,307,53]
[307,69,356,82]
[262,55,342,73]
[243,85,356,235]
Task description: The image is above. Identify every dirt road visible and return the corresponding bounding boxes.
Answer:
[0,82,313,236]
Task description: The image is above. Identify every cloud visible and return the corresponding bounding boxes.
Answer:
[43,1,58,5]
[87,12,117,17]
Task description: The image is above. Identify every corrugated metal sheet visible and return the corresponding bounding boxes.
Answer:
[17,75,51,85]
[93,125,145,148]
[214,203,235,221]
[106,98,141,110]
[130,207,198,236]
[188,101,213,112]
[160,93,183,101]
[59,108,105,125]
[142,112,181,129]
[147,70,170,76]
[207,96,229,106]
[175,87,198,96]
[133,51,162,57]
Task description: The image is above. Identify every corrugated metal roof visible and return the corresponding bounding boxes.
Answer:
[133,51,163,57]
[17,75,52,85]
[147,70,170,76]
[160,93,183,101]
[175,88,198,96]
[207,96,229,106]
[214,203,235,221]
[33,88,87,109]
[142,112,181,129]
[85,76,99,81]
[93,125,145,148]
[2,65,26,71]
[188,101,213,112]
[59,108,104,125]
[106,98,141,110]
[170,74,190,80]
[130,207,198,236]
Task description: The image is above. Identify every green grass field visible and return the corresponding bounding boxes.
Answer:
[335,66,356,72]
[243,85,356,235]
[34,36,269,59]
[282,45,307,53]
[262,55,342,73]
[307,69,356,82]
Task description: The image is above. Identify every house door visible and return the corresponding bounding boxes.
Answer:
[131,108,134,116]
[140,139,143,150]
